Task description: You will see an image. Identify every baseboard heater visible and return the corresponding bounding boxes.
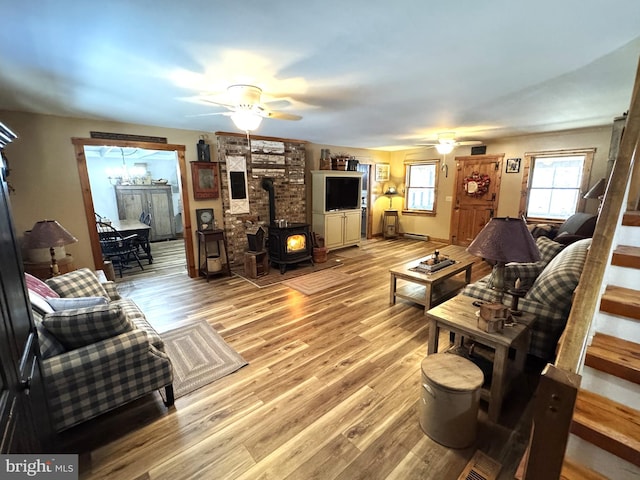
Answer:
[404,233,430,241]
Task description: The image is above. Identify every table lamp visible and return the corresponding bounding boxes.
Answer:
[466,217,540,304]
[384,185,398,209]
[26,220,78,276]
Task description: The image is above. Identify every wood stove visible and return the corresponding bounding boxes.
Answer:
[261,177,313,273]
[268,223,313,273]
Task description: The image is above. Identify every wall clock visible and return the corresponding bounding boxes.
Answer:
[195,208,215,231]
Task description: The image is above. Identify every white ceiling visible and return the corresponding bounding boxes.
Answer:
[1,1,639,150]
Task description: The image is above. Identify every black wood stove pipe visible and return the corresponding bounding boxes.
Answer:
[261,177,276,226]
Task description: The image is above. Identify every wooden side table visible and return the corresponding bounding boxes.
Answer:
[383,209,399,238]
[426,294,536,422]
[196,229,232,281]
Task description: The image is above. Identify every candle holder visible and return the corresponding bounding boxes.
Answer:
[507,288,528,316]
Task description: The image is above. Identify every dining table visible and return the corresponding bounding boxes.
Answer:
[109,219,153,264]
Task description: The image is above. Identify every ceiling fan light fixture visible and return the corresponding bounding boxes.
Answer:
[231,110,263,132]
[435,143,455,154]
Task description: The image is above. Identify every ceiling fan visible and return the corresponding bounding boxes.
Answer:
[194,84,302,132]
[417,132,483,154]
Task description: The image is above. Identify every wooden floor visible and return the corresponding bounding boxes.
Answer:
[60,237,537,480]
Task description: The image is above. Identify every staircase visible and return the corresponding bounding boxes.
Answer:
[563,210,640,478]
[521,57,640,480]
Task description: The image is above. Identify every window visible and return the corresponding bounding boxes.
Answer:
[521,149,594,220]
[404,160,439,214]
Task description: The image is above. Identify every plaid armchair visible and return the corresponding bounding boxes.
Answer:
[462,237,591,360]
[27,268,173,432]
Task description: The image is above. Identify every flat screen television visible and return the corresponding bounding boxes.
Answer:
[325,176,360,211]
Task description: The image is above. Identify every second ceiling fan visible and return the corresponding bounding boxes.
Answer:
[418,132,482,154]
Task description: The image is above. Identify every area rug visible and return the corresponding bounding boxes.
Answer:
[161,320,247,399]
[282,269,353,295]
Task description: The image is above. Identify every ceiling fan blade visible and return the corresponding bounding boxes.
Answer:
[260,110,302,121]
[198,97,237,109]
[416,143,438,147]
[186,111,233,118]
[457,140,483,146]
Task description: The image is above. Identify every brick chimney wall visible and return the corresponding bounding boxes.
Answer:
[216,133,307,266]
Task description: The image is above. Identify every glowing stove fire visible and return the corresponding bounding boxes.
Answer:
[287,234,307,253]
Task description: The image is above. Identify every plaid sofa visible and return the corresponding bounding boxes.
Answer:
[27,268,173,432]
[462,238,591,360]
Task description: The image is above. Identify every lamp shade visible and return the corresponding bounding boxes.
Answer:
[467,217,540,263]
[26,220,78,249]
[583,178,606,199]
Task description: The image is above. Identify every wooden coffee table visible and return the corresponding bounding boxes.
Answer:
[389,245,474,313]
[426,294,536,422]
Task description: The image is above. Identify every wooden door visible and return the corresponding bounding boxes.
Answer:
[450,154,504,246]
[148,186,175,240]
[0,151,54,453]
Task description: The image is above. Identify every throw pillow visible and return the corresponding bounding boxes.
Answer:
[31,310,66,359]
[28,289,55,315]
[25,273,60,298]
[46,296,108,311]
[527,238,591,313]
[42,304,133,350]
[536,236,565,265]
[45,268,108,299]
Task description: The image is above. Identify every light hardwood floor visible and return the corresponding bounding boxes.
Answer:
[60,237,537,480]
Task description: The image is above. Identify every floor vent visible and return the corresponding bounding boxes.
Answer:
[457,450,501,480]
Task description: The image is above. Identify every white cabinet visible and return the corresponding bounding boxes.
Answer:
[311,170,363,251]
[313,210,362,250]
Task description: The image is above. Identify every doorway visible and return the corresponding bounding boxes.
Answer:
[357,163,372,239]
[72,138,197,278]
[449,154,504,246]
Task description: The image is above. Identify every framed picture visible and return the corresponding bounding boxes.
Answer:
[195,208,215,232]
[191,161,219,199]
[375,163,390,182]
[506,158,521,173]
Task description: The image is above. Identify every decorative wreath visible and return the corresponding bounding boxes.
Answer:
[463,172,491,197]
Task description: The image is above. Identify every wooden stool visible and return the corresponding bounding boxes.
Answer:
[244,251,269,278]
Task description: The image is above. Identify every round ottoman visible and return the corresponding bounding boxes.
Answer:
[419,353,484,448]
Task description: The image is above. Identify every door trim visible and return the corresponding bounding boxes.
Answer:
[72,138,197,278]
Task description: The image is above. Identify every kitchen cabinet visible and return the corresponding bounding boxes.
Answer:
[115,185,176,241]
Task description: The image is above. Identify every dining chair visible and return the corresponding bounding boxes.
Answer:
[97,221,144,277]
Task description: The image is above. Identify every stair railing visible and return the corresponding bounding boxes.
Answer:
[522,57,640,480]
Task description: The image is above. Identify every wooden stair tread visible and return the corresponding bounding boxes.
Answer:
[560,458,608,480]
[571,389,640,467]
[600,285,640,320]
[622,210,640,226]
[612,245,640,269]
[585,333,640,384]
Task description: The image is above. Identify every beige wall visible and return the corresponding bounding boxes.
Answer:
[2,109,613,271]
[1,110,219,270]
[386,126,612,242]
